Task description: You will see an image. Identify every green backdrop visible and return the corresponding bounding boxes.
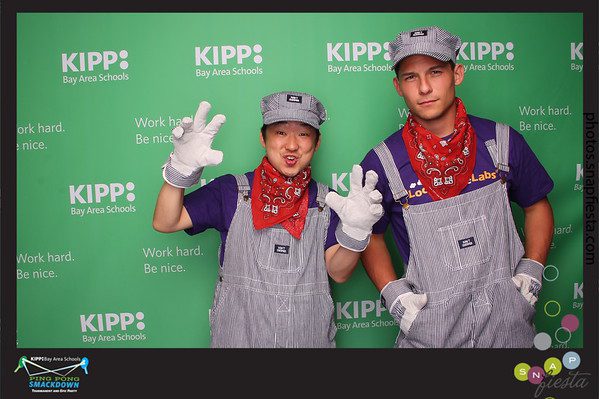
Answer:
[16,13,583,348]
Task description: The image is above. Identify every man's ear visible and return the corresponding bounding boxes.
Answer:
[259,130,266,149]
[454,64,465,86]
[393,76,404,97]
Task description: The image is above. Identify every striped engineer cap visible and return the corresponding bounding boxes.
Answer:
[388,26,462,70]
[260,91,327,130]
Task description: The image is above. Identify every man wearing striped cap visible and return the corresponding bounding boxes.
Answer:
[153,91,383,347]
[359,26,554,348]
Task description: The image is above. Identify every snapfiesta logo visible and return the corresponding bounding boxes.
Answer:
[61,50,130,85]
[513,345,590,398]
[194,44,264,79]
[14,356,89,394]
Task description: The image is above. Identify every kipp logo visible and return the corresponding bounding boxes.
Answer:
[80,312,145,333]
[327,41,391,62]
[570,42,583,60]
[69,182,135,205]
[458,41,515,61]
[62,50,129,73]
[195,44,263,66]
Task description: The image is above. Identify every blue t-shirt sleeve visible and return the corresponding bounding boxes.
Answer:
[182,174,237,235]
[360,149,391,235]
[508,128,554,208]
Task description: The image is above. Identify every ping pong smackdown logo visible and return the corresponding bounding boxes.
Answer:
[15,355,89,394]
[61,50,130,85]
[194,44,264,79]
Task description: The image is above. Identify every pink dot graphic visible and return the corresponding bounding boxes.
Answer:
[528,366,545,384]
[561,314,579,332]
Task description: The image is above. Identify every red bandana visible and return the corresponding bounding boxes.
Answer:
[402,97,477,201]
[251,156,311,239]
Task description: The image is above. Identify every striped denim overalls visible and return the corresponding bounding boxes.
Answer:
[375,123,536,348]
[208,175,337,348]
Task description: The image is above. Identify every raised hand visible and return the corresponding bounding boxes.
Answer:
[163,101,226,188]
[325,164,384,251]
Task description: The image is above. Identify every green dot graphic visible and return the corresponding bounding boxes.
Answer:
[514,362,530,381]
[544,357,562,376]
[544,300,561,317]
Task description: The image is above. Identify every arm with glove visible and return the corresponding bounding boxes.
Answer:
[380,198,554,335]
[152,101,226,233]
[512,197,554,306]
[324,165,384,283]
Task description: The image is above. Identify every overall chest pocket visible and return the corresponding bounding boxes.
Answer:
[256,227,305,273]
[437,215,491,271]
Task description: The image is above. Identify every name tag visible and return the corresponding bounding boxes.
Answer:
[458,237,476,249]
[286,94,302,103]
[410,29,428,37]
[274,244,290,254]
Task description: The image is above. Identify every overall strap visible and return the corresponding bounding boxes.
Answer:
[373,142,408,203]
[484,122,510,173]
[315,181,328,211]
[234,174,250,201]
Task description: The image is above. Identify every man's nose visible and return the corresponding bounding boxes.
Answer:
[418,77,433,95]
[285,134,299,150]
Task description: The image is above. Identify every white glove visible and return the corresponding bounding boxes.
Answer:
[512,258,543,306]
[512,274,542,306]
[396,292,428,334]
[162,101,226,188]
[381,279,427,335]
[325,165,384,251]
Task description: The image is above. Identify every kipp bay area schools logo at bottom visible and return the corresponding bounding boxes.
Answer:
[334,300,398,332]
[15,356,89,394]
[80,312,147,344]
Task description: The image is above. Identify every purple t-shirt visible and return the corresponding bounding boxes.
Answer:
[360,114,554,265]
[183,171,340,265]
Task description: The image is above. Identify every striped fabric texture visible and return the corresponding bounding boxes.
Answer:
[209,174,337,348]
[377,122,536,348]
[388,25,462,69]
[260,91,327,129]
[162,158,203,188]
